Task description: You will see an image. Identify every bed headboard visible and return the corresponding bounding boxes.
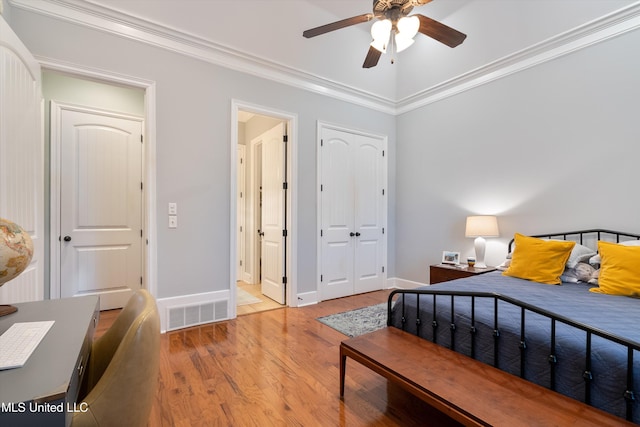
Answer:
[507,229,640,253]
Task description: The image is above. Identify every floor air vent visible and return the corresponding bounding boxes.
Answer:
[167,300,228,331]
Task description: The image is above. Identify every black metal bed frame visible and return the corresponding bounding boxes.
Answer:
[387,229,640,422]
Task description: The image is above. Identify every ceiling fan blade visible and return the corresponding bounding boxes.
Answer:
[303,13,374,38]
[362,46,382,68]
[415,14,467,48]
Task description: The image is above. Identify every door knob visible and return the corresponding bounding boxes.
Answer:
[355,232,361,237]
[350,232,355,237]
[63,236,72,242]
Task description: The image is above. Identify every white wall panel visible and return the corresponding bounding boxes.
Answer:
[0,16,43,302]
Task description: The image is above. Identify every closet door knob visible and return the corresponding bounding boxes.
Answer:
[355,232,361,237]
[63,236,72,242]
[349,232,355,237]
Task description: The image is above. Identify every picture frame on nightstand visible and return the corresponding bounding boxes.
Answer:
[441,251,460,265]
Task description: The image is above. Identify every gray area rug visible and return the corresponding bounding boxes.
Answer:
[317,303,387,337]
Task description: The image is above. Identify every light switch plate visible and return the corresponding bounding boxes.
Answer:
[168,215,178,228]
[168,202,177,215]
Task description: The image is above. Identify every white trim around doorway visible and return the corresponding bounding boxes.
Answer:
[230,100,298,317]
[41,58,158,303]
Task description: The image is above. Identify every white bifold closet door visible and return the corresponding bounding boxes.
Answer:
[320,127,385,300]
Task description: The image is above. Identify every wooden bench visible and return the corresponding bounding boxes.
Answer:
[340,327,633,427]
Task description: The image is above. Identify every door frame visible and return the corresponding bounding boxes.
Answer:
[46,63,157,301]
[316,121,388,301]
[230,100,298,316]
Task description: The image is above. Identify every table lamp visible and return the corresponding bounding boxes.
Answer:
[0,218,34,316]
[465,215,499,269]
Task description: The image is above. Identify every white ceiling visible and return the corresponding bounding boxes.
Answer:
[15,0,640,104]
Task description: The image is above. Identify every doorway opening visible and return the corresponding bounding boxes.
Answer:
[44,68,156,308]
[232,102,297,316]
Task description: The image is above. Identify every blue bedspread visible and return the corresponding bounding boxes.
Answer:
[389,271,640,423]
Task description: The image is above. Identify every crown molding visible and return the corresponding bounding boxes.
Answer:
[9,0,640,116]
[9,0,397,114]
[395,2,640,114]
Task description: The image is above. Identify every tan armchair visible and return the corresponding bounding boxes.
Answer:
[72,290,160,427]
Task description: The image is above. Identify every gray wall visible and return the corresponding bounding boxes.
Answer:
[396,27,640,283]
[9,7,397,300]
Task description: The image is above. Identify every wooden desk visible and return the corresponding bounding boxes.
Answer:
[0,296,99,427]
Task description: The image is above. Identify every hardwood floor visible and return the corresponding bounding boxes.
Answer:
[236,281,283,316]
[97,290,461,427]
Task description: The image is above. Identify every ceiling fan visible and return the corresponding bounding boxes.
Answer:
[303,0,467,68]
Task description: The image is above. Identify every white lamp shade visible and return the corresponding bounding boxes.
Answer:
[394,34,415,53]
[371,19,391,42]
[370,38,388,53]
[465,216,499,238]
[397,16,420,39]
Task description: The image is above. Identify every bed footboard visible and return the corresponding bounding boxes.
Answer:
[387,288,639,423]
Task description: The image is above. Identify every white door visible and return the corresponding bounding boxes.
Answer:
[260,123,286,304]
[60,107,143,310]
[320,127,385,300]
[353,137,385,294]
[320,131,354,300]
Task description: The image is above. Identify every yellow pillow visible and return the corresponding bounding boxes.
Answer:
[503,233,576,285]
[590,241,640,297]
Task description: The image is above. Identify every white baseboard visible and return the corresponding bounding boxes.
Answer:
[295,290,318,307]
[386,277,428,289]
[156,280,425,332]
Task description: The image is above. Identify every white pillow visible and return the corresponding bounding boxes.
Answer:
[564,243,597,269]
[589,239,640,265]
[496,258,510,271]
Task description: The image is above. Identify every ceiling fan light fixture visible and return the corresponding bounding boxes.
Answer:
[397,15,420,39]
[370,19,391,53]
[370,38,388,53]
[371,19,391,41]
[394,33,415,53]
[302,0,467,69]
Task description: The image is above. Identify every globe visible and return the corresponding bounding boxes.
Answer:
[1,218,34,316]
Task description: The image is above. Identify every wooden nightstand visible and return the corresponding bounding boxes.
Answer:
[429,264,497,284]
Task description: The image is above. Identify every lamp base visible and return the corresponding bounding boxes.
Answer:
[474,236,488,270]
[0,305,17,317]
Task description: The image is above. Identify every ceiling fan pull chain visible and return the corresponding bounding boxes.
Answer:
[391,33,396,64]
